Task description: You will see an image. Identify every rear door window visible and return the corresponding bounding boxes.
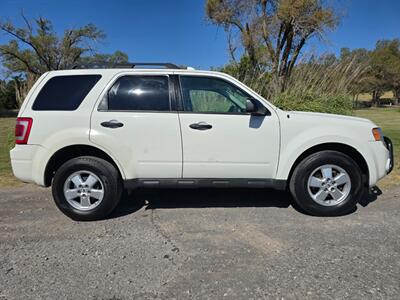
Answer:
[102,76,170,111]
[32,75,101,111]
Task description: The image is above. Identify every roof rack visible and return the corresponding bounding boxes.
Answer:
[72,62,184,69]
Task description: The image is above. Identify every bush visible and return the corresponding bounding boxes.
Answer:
[219,54,365,116]
[274,91,353,115]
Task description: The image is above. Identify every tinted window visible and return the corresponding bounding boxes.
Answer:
[106,76,170,111]
[180,76,249,113]
[33,75,101,111]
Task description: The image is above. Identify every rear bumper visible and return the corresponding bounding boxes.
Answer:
[384,136,394,174]
[10,145,41,184]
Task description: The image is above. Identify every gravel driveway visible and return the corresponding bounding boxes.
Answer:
[1,186,399,299]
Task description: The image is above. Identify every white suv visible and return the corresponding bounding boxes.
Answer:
[10,63,394,220]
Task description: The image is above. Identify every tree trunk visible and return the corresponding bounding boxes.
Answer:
[14,74,37,108]
[352,94,358,108]
[372,90,381,107]
[393,88,400,105]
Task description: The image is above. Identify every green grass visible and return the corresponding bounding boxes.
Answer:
[0,117,20,187]
[355,107,400,188]
[0,108,399,189]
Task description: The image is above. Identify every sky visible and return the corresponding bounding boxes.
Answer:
[1,0,400,70]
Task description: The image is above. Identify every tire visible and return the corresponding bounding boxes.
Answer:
[52,156,122,221]
[289,151,364,216]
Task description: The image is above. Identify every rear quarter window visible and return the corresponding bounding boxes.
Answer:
[32,75,101,111]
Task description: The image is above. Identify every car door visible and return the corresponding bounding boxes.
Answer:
[177,75,280,179]
[90,74,182,179]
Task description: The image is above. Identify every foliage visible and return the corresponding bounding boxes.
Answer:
[339,40,400,104]
[0,17,106,75]
[218,53,366,114]
[279,54,367,97]
[0,79,17,110]
[206,1,400,107]
[368,39,400,104]
[216,55,272,97]
[274,91,352,114]
[206,0,338,92]
[0,16,129,106]
[78,51,129,66]
[0,118,20,187]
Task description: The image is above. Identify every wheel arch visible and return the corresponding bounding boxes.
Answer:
[44,144,125,187]
[287,143,370,187]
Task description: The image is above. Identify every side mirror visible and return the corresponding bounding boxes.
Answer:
[246,99,269,116]
[246,99,256,113]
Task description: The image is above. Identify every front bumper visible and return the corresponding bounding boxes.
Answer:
[384,136,394,174]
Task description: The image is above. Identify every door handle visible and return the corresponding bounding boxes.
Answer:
[101,120,124,128]
[189,122,212,130]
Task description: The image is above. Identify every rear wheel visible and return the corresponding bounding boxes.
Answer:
[52,156,122,221]
[289,151,364,216]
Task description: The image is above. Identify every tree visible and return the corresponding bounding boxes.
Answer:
[369,39,400,105]
[338,47,371,103]
[0,79,17,110]
[0,16,129,104]
[348,40,400,106]
[206,0,338,92]
[79,51,129,66]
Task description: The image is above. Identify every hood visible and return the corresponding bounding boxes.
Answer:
[285,111,375,126]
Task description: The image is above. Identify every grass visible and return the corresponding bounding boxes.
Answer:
[0,108,399,189]
[0,117,20,187]
[354,107,400,188]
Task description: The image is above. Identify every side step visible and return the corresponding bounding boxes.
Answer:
[124,178,287,190]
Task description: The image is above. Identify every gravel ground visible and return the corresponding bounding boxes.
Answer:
[0,185,399,299]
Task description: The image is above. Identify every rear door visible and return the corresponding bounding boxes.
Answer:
[90,73,182,179]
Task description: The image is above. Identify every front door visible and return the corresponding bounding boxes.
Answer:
[177,75,280,179]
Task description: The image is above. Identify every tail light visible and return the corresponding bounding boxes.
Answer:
[15,117,33,144]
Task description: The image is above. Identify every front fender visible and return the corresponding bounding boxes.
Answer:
[276,127,378,186]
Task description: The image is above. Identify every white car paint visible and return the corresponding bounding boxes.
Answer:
[10,68,391,189]
[178,113,280,178]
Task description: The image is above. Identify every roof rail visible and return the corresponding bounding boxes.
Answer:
[71,62,183,69]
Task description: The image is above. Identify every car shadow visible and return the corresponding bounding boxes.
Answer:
[108,186,382,220]
[108,188,291,219]
[359,186,381,207]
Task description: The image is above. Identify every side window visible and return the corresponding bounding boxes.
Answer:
[33,75,101,111]
[105,76,170,111]
[179,76,249,114]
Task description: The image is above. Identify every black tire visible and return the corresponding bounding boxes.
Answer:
[52,156,122,221]
[289,151,364,216]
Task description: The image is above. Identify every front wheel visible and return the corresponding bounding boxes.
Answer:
[52,156,122,221]
[289,151,364,216]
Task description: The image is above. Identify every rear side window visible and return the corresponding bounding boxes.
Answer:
[32,75,101,111]
[103,76,170,111]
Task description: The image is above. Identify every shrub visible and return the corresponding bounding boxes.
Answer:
[274,91,353,115]
[219,54,366,115]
